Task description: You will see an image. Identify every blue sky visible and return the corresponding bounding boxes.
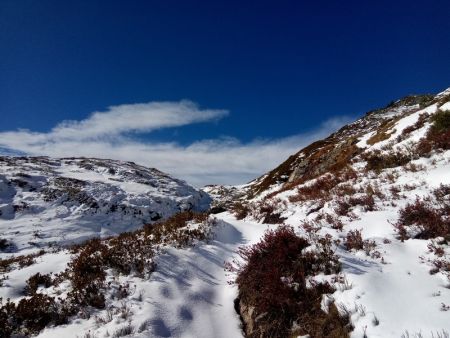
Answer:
[1,0,449,185]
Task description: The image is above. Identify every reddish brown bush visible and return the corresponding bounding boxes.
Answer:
[257,200,287,224]
[401,113,430,137]
[416,109,450,155]
[0,250,45,273]
[324,213,344,231]
[363,150,410,172]
[394,189,450,240]
[226,226,347,338]
[344,230,364,251]
[231,202,250,220]
[0,298,15,337]
[25,273,52,295]
[68,238,108,308]
[2,294,74,335]
[143,211,213,246]
[289,169,357,204]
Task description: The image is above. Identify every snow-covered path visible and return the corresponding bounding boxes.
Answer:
[123,214,273,338]
[38,213,272,338]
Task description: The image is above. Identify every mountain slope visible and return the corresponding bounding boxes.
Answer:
[247,89,450,198]
[1,87,449,338]
[0,156,210,255]
[225,87,450,337]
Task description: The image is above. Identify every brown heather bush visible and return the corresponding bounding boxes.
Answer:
[363,150,410,172]
[143,211,213,247]
[0,250,45,273]
[394,186,450,241]
[0,294,74,337]
[0,211,215,337]
[289,169,358,204]
[231,201,250,220]
[226,226,350,338]
[324,213,344,231]
[344,230,364,251]
[401,113,430,137]
[68,238,108,308]
[343,230,377,256]
[416,109,450,155]
[251,199,287,224]
[25,273,53,295]
[335,194,376,217]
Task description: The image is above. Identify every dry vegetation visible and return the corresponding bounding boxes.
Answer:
[226,226,351,338]
[394,185,450,241]
[0,211,215,337]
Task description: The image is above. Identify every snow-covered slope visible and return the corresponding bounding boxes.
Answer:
[225,87,450,337]
[1,87,449,338]
[0,157,210,256]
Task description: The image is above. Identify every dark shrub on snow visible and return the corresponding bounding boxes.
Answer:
[226,226,350,338]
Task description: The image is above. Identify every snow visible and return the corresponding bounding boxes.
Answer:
[2,89,450,337]
[440,101,450,111]
[0,157,210,257]
[31,214,275,338]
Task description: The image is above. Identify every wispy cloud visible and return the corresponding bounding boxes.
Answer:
[0,101,352,186]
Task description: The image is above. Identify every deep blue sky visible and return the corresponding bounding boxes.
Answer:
[1,0,450,144]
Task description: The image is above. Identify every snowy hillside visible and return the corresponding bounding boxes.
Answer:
[0,87,449,338]
[224,88,450,337]
[0,156,210,256]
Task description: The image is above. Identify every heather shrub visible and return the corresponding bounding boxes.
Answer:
[344,230,364,251]
[363,150,410,172]
[106,231,154,275]
[227,226,348,338]
[394,187,450,240]
[416,109,450,154]
[0,298,15,337]
[68,238,108,308]
[431,109,450,132]
[288,168,357,204]
[250,199,287,224]
[25,273,53,295]
[401,113,430,137]
[143,211,213,247]
[232,202,250,220]
[0,250,45,273]
[15,294,59,334]
[324,213,344,231]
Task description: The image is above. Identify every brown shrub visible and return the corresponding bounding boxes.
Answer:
[289,169,357,204]
[0,298,15,337]
[0,250,45,273]
[416,109,450,155]
[106,232,154,275]
[363,150,410,172]
[143,211,213,247]
[394,190,450,240]
[226,226,347,338]
[68,238,108,308]
[344,230,364,251]
[256,199,287,224]
[401,113,430,137]
[231,202,250,220]
[324,213,344,231]
[25,273,53,295]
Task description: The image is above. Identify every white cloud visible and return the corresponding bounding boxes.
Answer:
[0,101,352,186]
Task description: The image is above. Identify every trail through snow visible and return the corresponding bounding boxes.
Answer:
[38,213,273,338]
